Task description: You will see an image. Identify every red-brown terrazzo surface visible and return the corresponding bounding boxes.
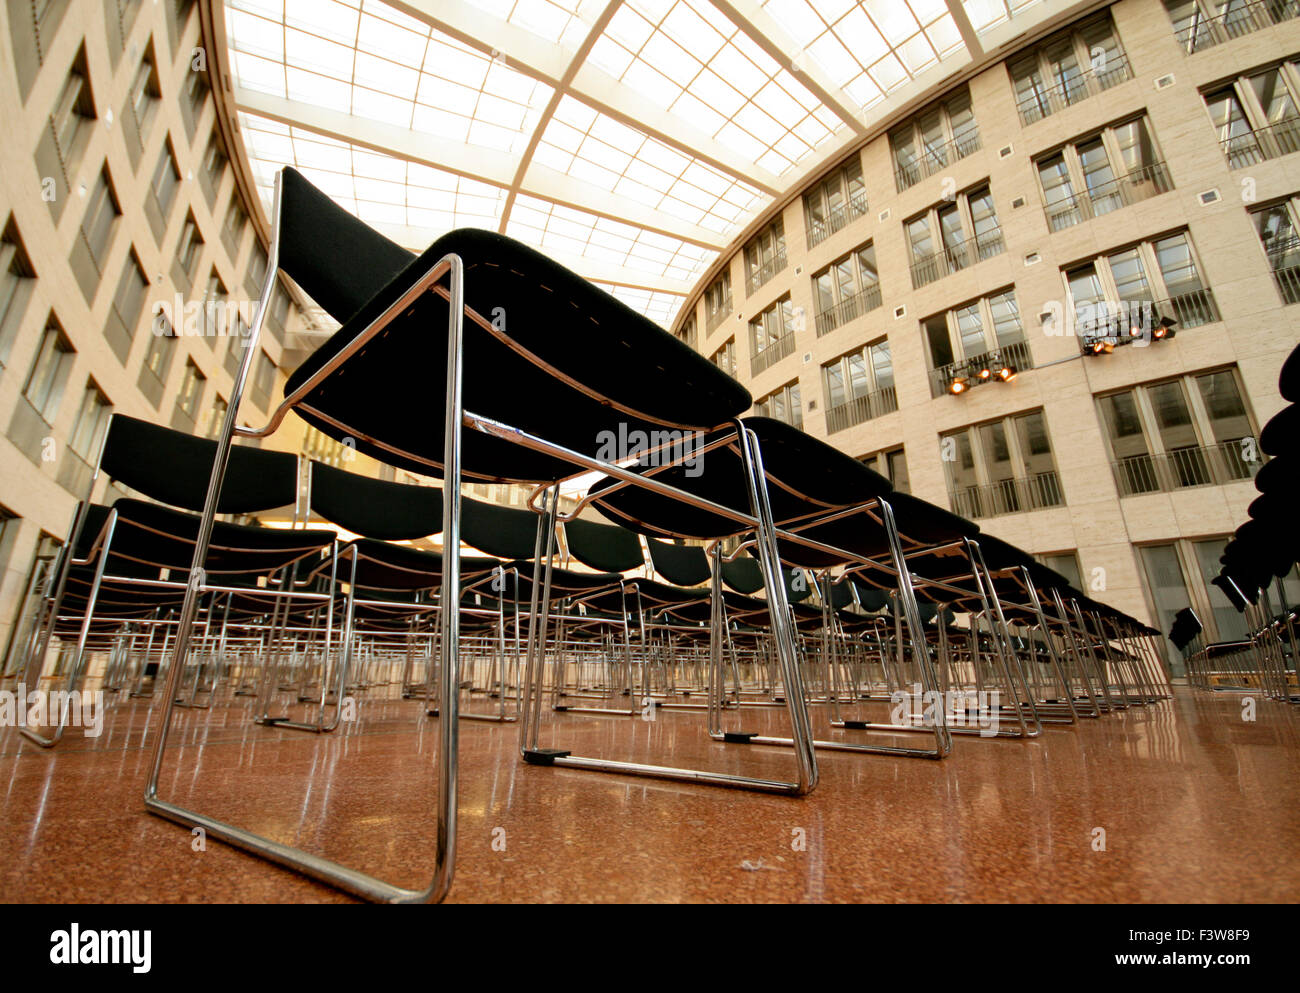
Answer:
[0,686,1296,903]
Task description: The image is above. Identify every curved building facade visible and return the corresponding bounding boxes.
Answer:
[671,0,1300,670]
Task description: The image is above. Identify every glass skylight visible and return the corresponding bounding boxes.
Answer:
[239,113,509,232]
[962,0,1045,34]
[593,282,686,327]
[508,193,713,283]
[761,0,965,112]
[534,96,768,235]
[587,0,841,176]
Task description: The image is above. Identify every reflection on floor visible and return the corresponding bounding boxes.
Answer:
[0,687,1296,903]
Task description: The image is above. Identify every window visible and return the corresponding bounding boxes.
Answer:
[1064,230,1218,341]
[68,380,111,460]
[173,213,204,289]
[812,242,881,336]
[1036,116,1171,232]
[923,288,1029,397]
[1037,551,1083,591]
[1098,368,1259,496]
[105,0,143,64]
[9,0,70,100]
[704,271,731,332]
[205,394,227,439]
[180,57,210,138]
[1010,12,1132,125]
[121,45,160,168]
[222,195,248,259]
[176,359,206,420]
[251,348,275,408]
[743,218,786,296]
[148,140,181,241]
[23,323,74,422]
[942,410,1063,519]
[1165,0,1300,54]
[711,337,736,378]
[1250,195,1300,303]
[35,48,96,219]
[861,447,910,494]
[107,249,148,360]
[803,157,867,247]
[674,314,696,350]
[748,297,795,376]
[906,182,1003,288]
[1205,60,1300,168]
[200,129,228,205]
[0,219,37,366]
[246,243,268,298]
[755,380,802,430]
[70,166,121,302]
[823,339,896,432]
[142,319,176,385]
[890,87,981,192]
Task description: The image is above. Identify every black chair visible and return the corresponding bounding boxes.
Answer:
[142,166,809,904]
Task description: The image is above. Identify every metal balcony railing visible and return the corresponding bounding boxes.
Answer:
[1265,236,1300,304]
[929,339,1033,398]
[825,385,898,434]
[814,283,883,337]
[1219,116,1300,169]
[745,248,788,296]
[750,332,795,376]
[909,227,1005,289]
[949,471,1064,520]
[1016,54,1133,126]
[1173,0,1300,54]
[1074,287,1220,342]
[894,132,983,193]
[1110,440,1262,497]
[805,191,870,248]
[1043,161,1173,232]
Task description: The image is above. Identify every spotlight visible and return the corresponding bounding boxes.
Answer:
[996,365,1018,383]
[977,366,993,382]
[949,376,969,395]
[1153,316,1177,341]
[1088,338,1114,355]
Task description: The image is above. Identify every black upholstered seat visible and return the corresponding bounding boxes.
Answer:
[564,518,646,574]
[276,169,750,484]
[1259,403,1298,457]
[309,461,443,540]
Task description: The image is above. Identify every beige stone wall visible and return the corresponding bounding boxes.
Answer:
[0,0,320,656]
[684,0,1300,644]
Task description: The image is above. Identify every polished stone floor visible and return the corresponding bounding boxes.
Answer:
[1,686,1297,903]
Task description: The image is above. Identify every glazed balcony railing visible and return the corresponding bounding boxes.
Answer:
[948,471,1064,521]
[909,227,1005,289]
[1173,0,1300,54]
[1219,116,1300,169]
[814,283,884,337]
[1043,161,1173,232]
[894,132,983,193]
[750,332,795,376]
[705,295,732,332]
[825,385,899,434]
[929,339,1033,399]
[1110,440,1262,497]
[1016,54,1133,126]
[805,191,870,249]
[745,248,788,296]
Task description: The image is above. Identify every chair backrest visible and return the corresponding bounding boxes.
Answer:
[309,461,442,540]
[278,167,414,326]
[564,518,645,574]
[647,539,711,587]
[100,414,298,514]
[1169,607,1203,650]
[721,554,811,602]
[460,496,542,561]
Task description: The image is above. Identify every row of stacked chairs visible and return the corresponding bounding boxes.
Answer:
[0,166,1198,902]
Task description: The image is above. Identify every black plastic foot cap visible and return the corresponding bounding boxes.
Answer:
[723,732,757,744]
[523,749,572,766]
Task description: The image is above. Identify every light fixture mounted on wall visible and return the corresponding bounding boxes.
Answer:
[1082,313,1178,357]
[947,353,1018,396]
